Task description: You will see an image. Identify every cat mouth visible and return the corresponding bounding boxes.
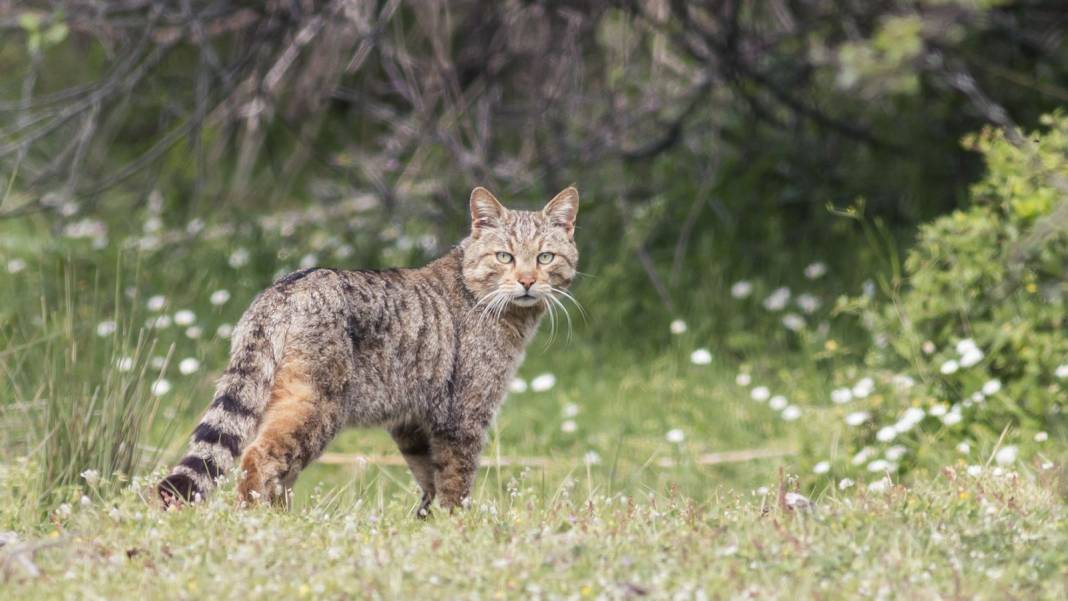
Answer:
[512,293,541,306]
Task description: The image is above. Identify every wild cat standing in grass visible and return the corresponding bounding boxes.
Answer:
[158,187,580,515]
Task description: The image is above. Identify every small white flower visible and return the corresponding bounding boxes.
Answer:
[96,320,117,337]
[838,478,855,490]
[994,445,1018,466]
[955,338,978,355]
[769,395,788,411]
[795,293,821,314]
[852,447,875,466]
[530,373,556,392]
[151,379,172,396]
[942,411,963,426]
[845,411,871,427]
[885,445,907,461]
[178,358,200,375]
[666,428,685,444]
[730,280,753,299]
[867,477,892,493]
[185,326,202,339]
[107,507,122,521]
[79,495,91,507]
[335,244,353,259]
[861,279,876,298]
[669,319,688,335]
[1055,364,1068,379]
[966,465,982,477]
[217,323,233,339]
[6,258,26,274]
[804,262,828,280]
[928,404,948,417]
[892,374,915,389]
[560,420,577,433]
[583,451,602,465]
[56,503,72,519]
[750,386,771,402]
[867,459,891,472]
[762,287,791,312]
[940,360,959,375]
[1041,461,1055,470]
[116,357,134,372]
[147,314,171,330]
[876,426,897,442]
[781,406,802,421]
[690,348,712,365]
[299,254,318,269]
[228,247,250,268]
[959,348,983,368]
[784,492,813,510]
[508,378,528,394]
[957,442,970,454]
[852,377,874,399]
[562,403,580,418]
[831,387,853,404]
[150,356,167,370]
[782,313,805,331]
[813,461,831,474]
[981,379,1002,396]
[735,373,752,387]
[146,295,166,312]
[173,310,196,326]
[922,341,936,355]
[1034,431,1048,443]
[210,289,231,306]
[80,469,101,486]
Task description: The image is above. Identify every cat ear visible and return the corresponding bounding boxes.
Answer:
[470,187,507,238]
[542,187,579,238]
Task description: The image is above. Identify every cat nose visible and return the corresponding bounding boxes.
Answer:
[518,275,536,290]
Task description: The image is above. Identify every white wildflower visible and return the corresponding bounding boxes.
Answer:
[921,341,936,355]
[96,320,117,337]
[299,254,318,269]
[750,386,770,402]
[730,280,753,299]
[885,445,907,461]
[146,295,166,312]
[560,420,577,433]
[210,289,231,306]
[217,323,233,339]
[178,358,200,375]
[769,395,788,411]
[6,258,26,274]
[151,379,172,396]
[583,451,602,465]
[666,429,685,444]
[966,465,982,477]
[781,406,802,421]
[959,347,983,368]
[1055,364,1068,379]
[957,442,970,454]
[867,459,891,472]
[530,373,556,392]
[784,492,812,510]
[831,387,853,404]
[562,403,580,418]
[56,503,72,519]
[782,313,805,331]
[1034,431,1048,443]
[862,279,876,298]
[173,310,196,326]
[940,359,959,375]
[508,378,528,394]
[892,374,915,389]
[690,348,712,365]
[876,426,897,442]
[981,379,1002,396]
[838,478,855,490]
[867,476,892,493]
[762,287,791,311]
[994,445,1018,466]
[669,319,688,335]
[795,293,821,314]
[79,495,91,507]
[185,326,202,339]
[813,461,831,474]
[150,356,166,370]
[80,469,101,486]
[852,377,874,399]
[116,357,134,372]
[942,411,962,426]
[804,262,828,279]
[928,404,948,417]
[735,373,752,387]
[845,411,871,427]
[955,338,978,355]
[228,247,250,268]
[852,447,875,466]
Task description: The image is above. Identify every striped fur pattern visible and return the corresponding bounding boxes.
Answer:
[158,187,580,513]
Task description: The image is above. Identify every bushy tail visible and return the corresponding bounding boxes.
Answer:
[158,317,279,506]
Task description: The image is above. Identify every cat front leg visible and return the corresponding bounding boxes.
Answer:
[430,431,483,512]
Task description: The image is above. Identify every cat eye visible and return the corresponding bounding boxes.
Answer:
[496,251,514,264]
[537,252,555,265]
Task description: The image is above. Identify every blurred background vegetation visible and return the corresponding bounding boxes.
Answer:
[1,0,1066,518]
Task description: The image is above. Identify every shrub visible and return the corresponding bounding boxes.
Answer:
[832,113,1067,475]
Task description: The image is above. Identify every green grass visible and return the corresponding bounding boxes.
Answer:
[2,460,1065,599]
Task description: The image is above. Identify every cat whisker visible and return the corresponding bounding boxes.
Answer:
[545,293,573,343]
[540,296,557,350]
[550,286,587,324]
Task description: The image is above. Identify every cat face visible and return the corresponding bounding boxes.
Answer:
[461,187,579,310]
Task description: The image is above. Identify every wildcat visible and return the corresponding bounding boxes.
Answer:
[158,187,579,514]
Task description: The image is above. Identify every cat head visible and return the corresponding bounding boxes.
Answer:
[461,186,579,310]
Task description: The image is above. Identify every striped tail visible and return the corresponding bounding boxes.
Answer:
[158,318,279,506]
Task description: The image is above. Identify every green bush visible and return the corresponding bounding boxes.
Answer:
[832,113,1067,475]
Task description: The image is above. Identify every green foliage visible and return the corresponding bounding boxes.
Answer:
[840,113,1068,468]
